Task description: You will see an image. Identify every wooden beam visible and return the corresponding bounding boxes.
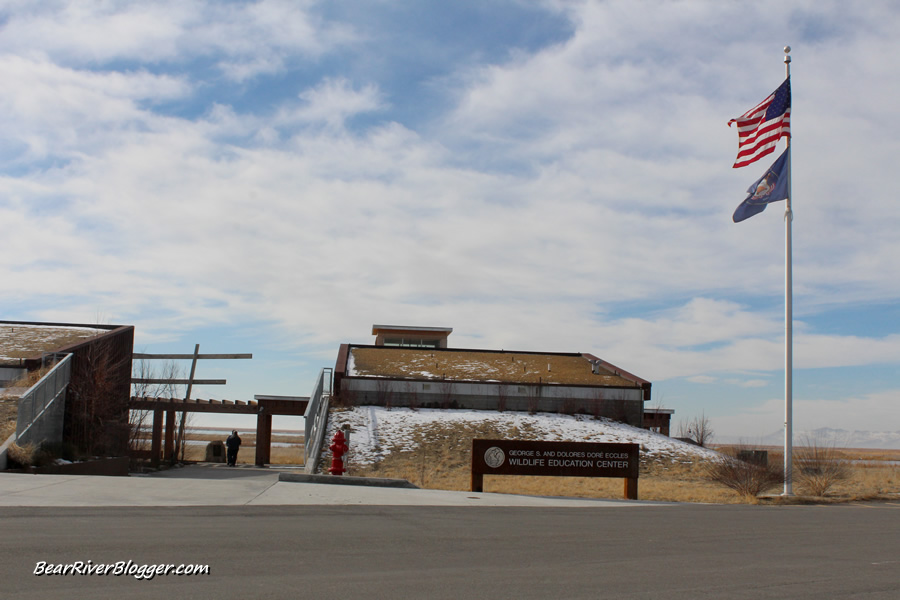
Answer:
[132,353,252,360]
[130,397,259,414]
[257,397,309,416]
[129,397,311,417]
[131,378,227,385]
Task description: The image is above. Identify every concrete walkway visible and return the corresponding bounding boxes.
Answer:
[0,463,665,507]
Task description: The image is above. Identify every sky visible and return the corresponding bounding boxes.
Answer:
[2,0,898,442]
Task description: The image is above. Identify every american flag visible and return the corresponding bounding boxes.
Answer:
[729,77,791,168]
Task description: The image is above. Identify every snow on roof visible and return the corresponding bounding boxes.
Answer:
[0,322,107,366]
[327,407,719,467]
[346,346,639,387]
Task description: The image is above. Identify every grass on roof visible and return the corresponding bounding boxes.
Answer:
[0,324,104,365]
[350,347,637,387]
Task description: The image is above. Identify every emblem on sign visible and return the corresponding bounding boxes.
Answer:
[484,446,505,468]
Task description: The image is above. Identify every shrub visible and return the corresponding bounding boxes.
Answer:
[706,448,784,498]
[794,435,850,496]
[7,441,37,468]
[677,413,715,448]
[496,384,509,412]
[375,379,394,409]
[7,440,76,469]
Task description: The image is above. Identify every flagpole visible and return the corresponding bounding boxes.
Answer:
[783,45,794,496]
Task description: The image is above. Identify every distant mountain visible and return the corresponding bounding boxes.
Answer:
[753,427,900,450]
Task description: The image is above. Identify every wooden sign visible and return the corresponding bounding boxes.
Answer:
[471,439,640,499]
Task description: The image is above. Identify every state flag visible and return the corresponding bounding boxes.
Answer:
[733,147,790,223]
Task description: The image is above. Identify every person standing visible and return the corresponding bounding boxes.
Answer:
[225,430,242,466]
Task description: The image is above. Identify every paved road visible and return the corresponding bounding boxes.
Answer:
[3,502,899,599]
[2,466,898,599]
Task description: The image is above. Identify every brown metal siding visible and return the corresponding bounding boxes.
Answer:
[56,326,135,456]
[333,343,350,396]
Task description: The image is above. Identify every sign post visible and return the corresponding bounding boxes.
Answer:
[471,439,640,500]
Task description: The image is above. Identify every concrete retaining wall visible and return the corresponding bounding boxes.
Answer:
[0,433,14,471]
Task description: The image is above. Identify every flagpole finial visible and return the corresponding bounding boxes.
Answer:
[784,46,791,63]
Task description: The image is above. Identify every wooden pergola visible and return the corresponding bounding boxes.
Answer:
[131,396,308,467]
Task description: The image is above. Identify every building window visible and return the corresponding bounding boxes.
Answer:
[383,338,440,348]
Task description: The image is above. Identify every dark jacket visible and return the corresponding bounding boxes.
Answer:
[226,434,242,449]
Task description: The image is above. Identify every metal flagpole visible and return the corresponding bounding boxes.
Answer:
[783,45,794,496]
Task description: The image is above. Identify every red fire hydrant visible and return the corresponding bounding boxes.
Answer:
[329,430,348,476]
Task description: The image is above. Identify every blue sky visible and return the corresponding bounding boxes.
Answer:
[2,0,898,441]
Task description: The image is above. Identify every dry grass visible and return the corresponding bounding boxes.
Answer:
[352,449,749,503]
[337,423,900,504]
[6,440,36,467]
[5,366,51,390]
[716,445,900,502]
[1,398,17,442]
[811,462,900,501]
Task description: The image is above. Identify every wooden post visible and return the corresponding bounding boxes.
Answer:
[164,409,175,462]
[624,477,638,500]
[471,471,484,493]
[183,344,200,403]
[262,413,272,465]
[151,409,163,468]
[255,410,272,467]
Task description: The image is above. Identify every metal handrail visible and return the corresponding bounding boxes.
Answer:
[304,367,332,472]
[16,353,73,439]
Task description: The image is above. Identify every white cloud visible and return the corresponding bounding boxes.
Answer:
[285,78,386,129]
[0,54,189,162]
[1,1,898,427]
[0,1,191,63]
[4,51,899,383]
[735,379,768,389]
[0,0,358,79]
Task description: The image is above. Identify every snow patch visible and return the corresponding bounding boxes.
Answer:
[346,352,356,376]
[326,407,720,466]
